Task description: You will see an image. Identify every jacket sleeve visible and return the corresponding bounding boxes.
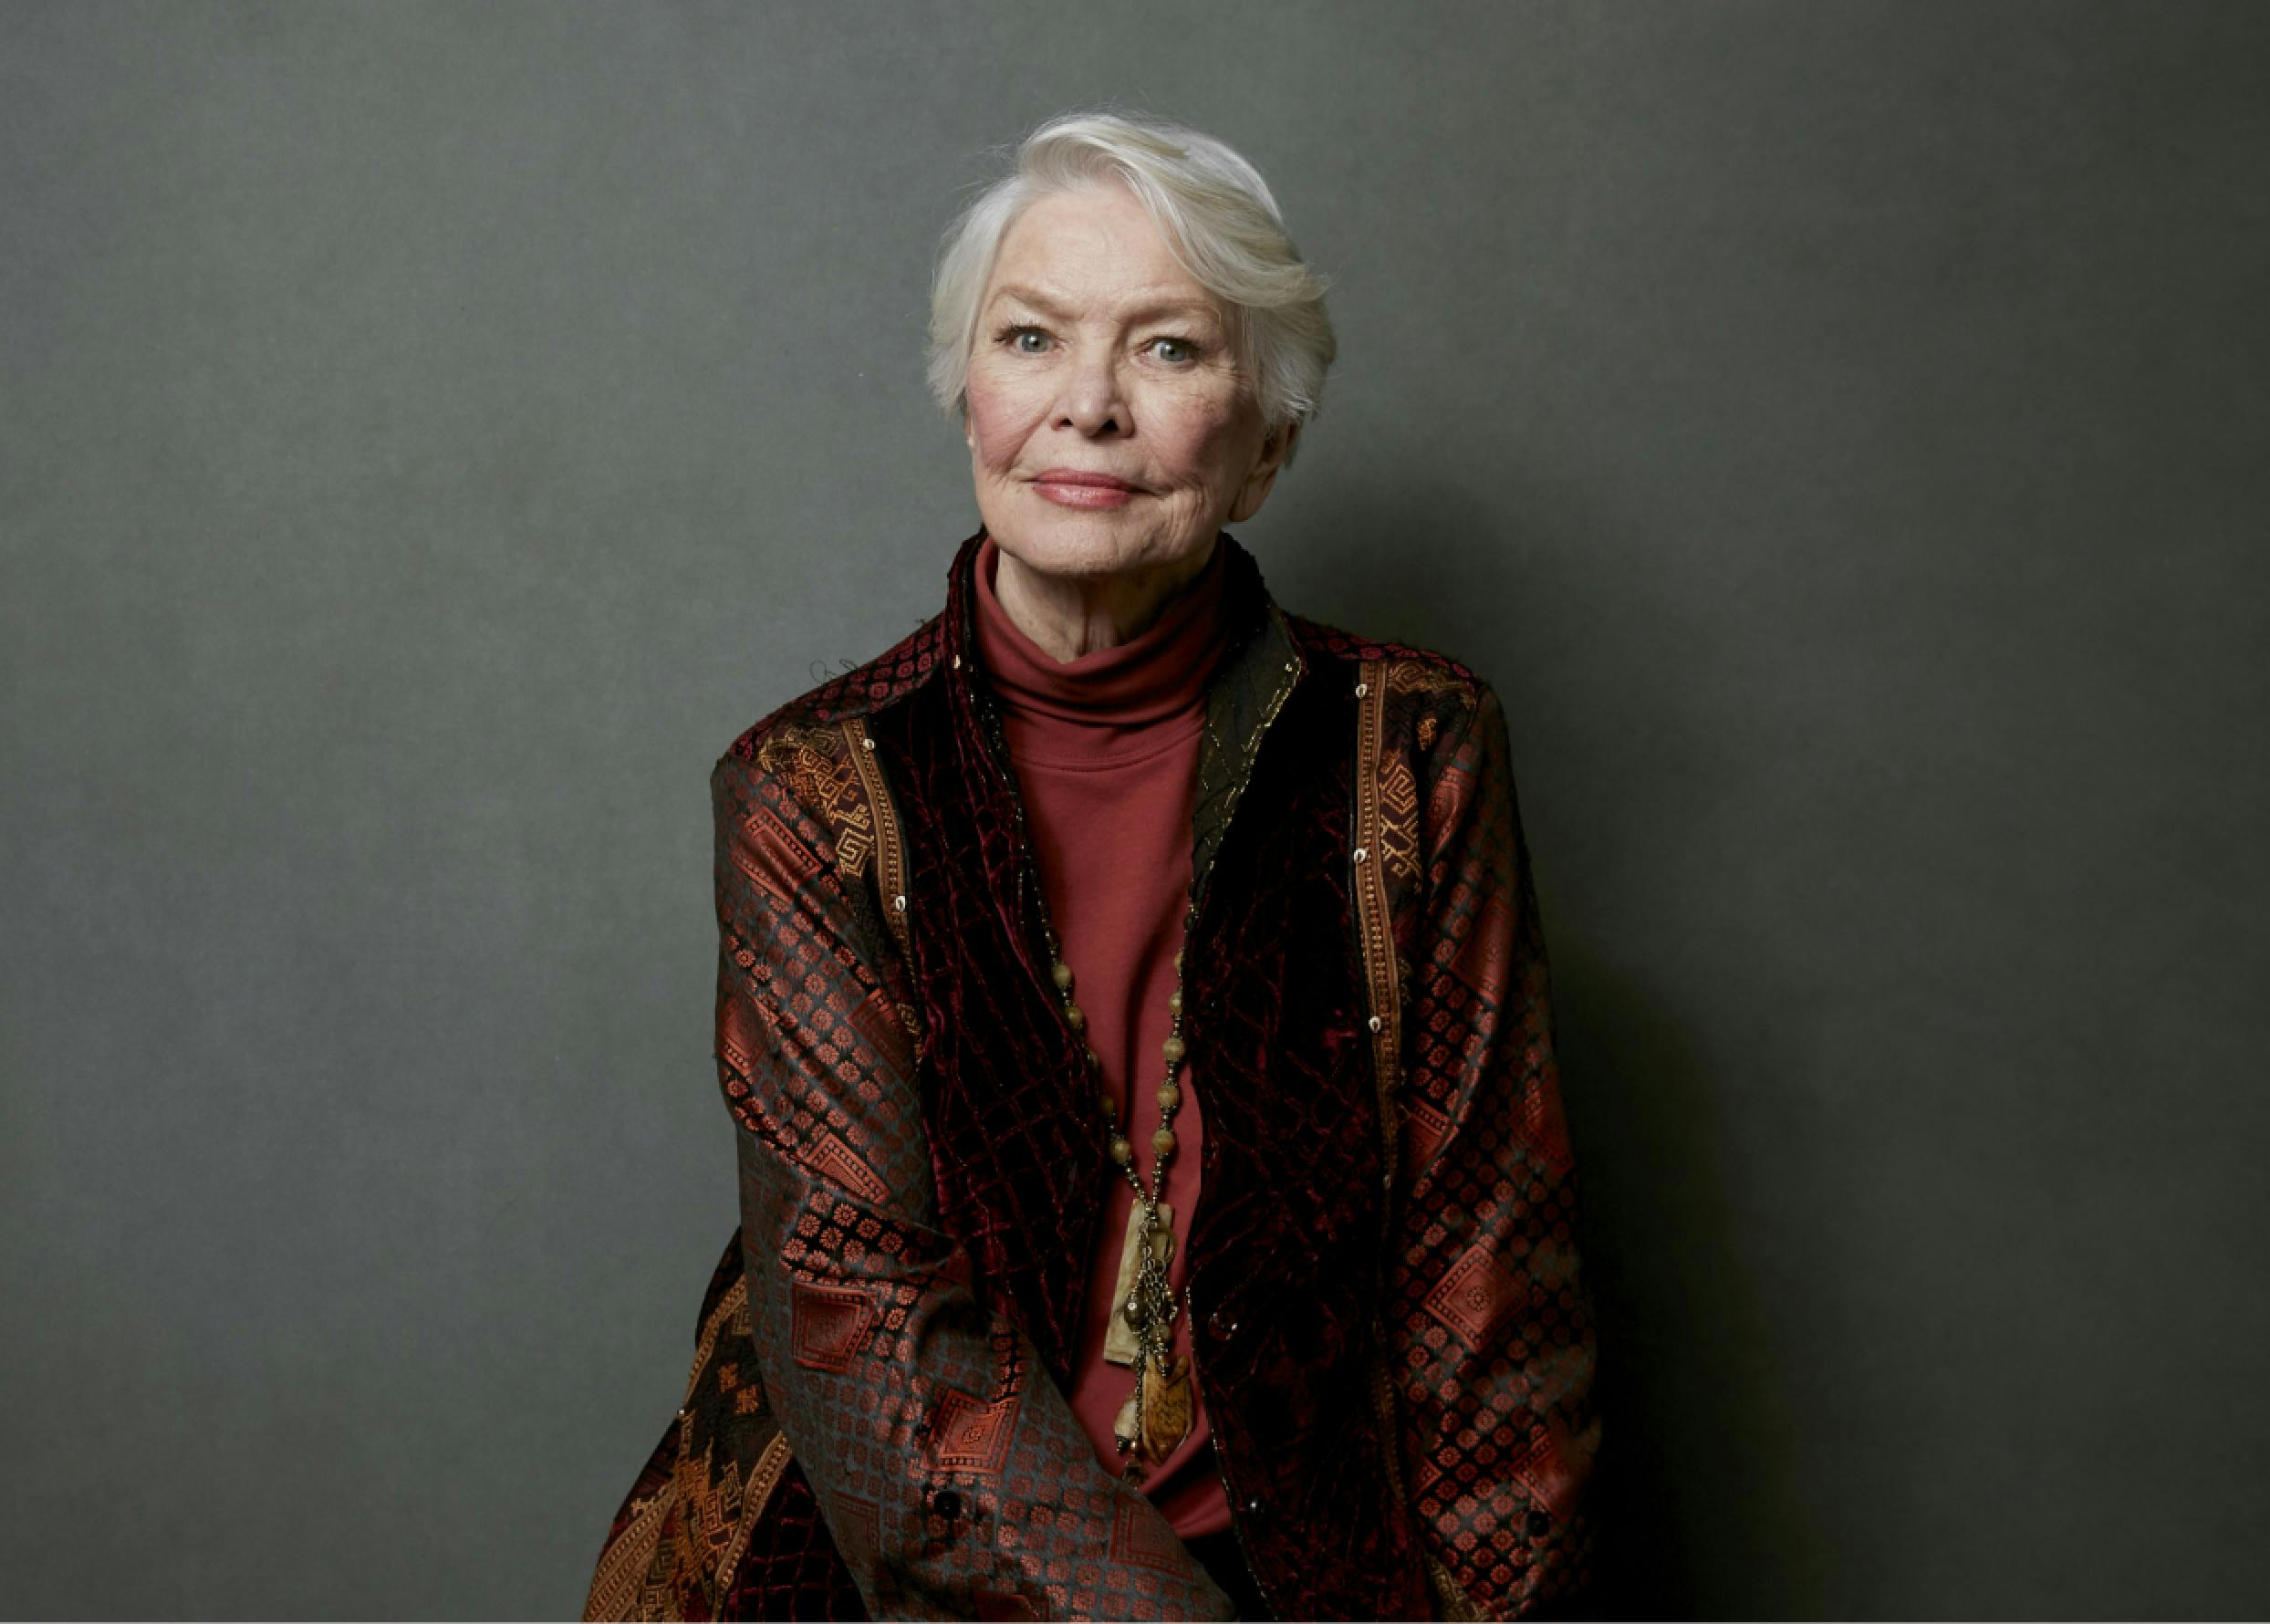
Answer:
[1389,683,1600,1619]
[709,749,1237,1623]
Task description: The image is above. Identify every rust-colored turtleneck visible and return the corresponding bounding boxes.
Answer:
[971,533,1234,1539]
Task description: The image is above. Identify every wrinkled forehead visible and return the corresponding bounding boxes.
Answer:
[982,183,1231,328]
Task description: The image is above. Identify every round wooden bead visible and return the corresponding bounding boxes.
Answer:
[1110,1137,1132,1165]
[1161,1035,1184,1065]
[1151,1128,1176,1156]
[1156,1083,1180,1113]
[1065,1003,1085,1031]
[1052,960,1074,990]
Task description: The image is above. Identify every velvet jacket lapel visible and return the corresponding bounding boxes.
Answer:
[863,528,1316,1390]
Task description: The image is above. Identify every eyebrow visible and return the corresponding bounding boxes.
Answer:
[984,283,1221,326]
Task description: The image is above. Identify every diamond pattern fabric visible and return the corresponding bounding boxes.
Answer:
[583,532,1599,1621]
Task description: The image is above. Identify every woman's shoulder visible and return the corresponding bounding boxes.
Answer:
[716,612,951,768]
[1285,609,1484,688]
[704,613,953,869]
[1282,610,1501,744]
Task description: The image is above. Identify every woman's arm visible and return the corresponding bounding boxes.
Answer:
[1390,683,1601,1619]
[710,748,1235,1623]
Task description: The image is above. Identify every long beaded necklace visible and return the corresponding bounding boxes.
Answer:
[1038,911,1197,1476]
[957,531,1312,1484]
[964,651,1202,1480]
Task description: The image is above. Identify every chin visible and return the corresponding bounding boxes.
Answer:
[988,499,1205,582]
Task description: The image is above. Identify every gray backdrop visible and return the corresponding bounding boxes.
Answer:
[4,2,2265,1617]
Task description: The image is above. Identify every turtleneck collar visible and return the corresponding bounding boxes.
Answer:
[973,532,1231,756]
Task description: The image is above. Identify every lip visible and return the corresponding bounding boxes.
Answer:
[1030,468,1144,510]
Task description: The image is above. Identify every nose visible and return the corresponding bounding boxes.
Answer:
[1055,339,1128,437]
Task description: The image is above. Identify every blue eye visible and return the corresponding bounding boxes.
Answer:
[1007,327,1049,354]
[1150,337,1198,364]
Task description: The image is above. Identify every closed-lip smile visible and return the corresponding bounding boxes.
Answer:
[1030,467,1144,509]
[1033,468,1140,490]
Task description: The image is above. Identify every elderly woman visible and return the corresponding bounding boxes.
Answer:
[585,111,1598,1622]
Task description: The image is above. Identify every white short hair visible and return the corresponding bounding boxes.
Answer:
[926,110,1337,457]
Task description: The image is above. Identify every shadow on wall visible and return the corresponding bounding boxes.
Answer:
[1285,467,1833,1616]
[1553,937,1831,1618]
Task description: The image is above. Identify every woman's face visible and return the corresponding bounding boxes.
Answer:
[963,182,1294,587]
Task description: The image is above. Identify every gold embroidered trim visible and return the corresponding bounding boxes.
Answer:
[686,1275,749,1400]
[724,1431,796,1594]
[841,718,911,963]
[1355,657,1433,1608]
[583,1476,674,1620]
[757,724,875,883]
[583,1275,782,1622]
[1352,660,1403,1154]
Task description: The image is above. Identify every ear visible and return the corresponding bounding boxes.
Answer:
[962,400,975,454]
[1228,419,1299,524]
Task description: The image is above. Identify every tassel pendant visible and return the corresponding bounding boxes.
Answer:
[1109,1351,1194,1467]
[1139,1352,1193,1462]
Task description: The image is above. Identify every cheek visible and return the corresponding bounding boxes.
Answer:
[1153,392,1255,484]
[964,371,1038,472]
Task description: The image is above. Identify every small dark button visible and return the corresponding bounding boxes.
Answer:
[933,1488,963,1519]
[1208,1308,1239,1339]
[1525,1508,1553,1538]
[1244,1495,1266,1519]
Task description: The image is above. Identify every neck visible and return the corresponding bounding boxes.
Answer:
[993,541,1219,663]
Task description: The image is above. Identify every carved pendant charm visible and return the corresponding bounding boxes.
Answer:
[1102,1201,1174,1366]
[1139,1352,1193,1462]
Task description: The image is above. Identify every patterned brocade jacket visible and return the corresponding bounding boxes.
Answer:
[585,530,1600,1622]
